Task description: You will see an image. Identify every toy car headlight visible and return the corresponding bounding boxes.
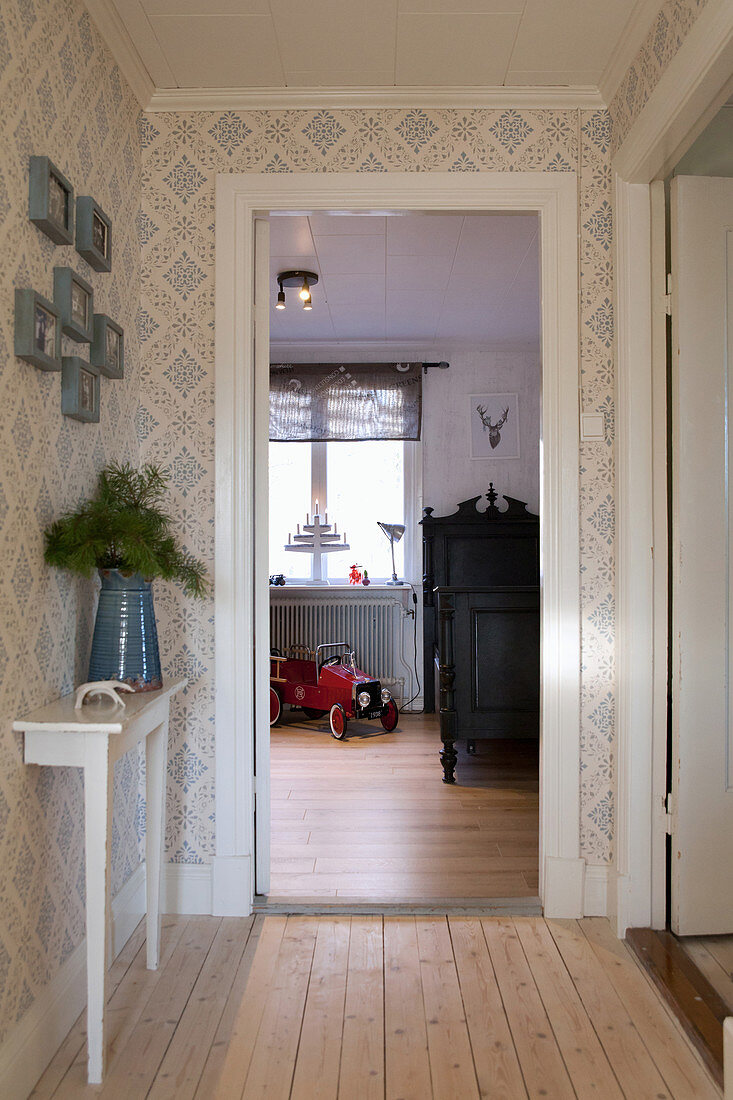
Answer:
[357,690,371,708]
[381,688,391,703]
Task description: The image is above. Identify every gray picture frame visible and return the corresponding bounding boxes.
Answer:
[76,196,111,272]
[53,266,94,343]
[29,156,74,245]
[14,288,63,371]
[61,357,100,422]
[90,314,124,378]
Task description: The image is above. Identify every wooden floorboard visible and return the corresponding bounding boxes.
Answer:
[270,712,539,901]
[38,915,720,1099]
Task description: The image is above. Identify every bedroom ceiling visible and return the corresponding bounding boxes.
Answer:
[106,0,644,93]
[269,212,539,347]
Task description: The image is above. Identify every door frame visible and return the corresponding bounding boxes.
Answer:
[611,0,733,934]
[212,171,583,916]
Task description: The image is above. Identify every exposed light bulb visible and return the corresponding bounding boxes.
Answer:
[302,295,312,311]
[275,288,286,310]
[299,278,310,301]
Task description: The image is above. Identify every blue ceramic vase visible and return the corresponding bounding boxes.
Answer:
[89,569,162,691]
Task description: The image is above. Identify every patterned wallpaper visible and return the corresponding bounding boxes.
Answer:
[0,0,141,1044]
[610,0,709,152]
[140,107,617,865]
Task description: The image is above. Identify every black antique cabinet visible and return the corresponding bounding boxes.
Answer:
[420,485,540,782]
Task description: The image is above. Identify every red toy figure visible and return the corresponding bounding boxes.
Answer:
[348,563,362,585]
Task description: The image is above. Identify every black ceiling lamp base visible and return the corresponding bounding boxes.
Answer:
[276,270,319,311]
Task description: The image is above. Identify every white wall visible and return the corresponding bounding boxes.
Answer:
[422,347,541,516]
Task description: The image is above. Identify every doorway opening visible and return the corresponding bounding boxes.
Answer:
[213,171,581,919]
[266,211,541,904]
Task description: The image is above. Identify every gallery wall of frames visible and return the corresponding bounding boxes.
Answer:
[15,155,124,422]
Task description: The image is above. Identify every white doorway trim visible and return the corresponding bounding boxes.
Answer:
[212,172,582,917]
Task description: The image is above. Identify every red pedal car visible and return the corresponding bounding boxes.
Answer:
[270,642,399,739]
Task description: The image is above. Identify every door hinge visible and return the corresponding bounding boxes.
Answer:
[664,272,672,316]
[664,792,674,834]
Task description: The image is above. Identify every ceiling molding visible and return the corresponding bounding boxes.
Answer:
[84,0,154,110]
[270,338,540,353]
[146,85,605,113]
[598,0,661,106]
[613,0,733,182]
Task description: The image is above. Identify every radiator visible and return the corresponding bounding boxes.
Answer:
[269,592,411,703]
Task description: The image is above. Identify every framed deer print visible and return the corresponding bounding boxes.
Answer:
[469,393,520,459]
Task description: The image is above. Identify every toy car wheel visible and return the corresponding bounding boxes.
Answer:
[302,707,327,720]
[380,699,399,732]
[270,687,281,727]
[329,703,347,740]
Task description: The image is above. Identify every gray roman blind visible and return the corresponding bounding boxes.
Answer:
[269,362,422,442]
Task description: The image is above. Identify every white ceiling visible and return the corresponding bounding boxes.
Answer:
[269,212,540,347]
[108,0,644,92]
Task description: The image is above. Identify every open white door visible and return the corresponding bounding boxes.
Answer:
[253,216,271,895]
[670,176,733,934]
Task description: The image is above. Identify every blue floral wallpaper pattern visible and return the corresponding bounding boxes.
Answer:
[0,0,141,1044]
[610,0,709,152]
[140,105,617,867]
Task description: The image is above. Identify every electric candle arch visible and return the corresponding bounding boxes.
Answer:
[283,502,350,585]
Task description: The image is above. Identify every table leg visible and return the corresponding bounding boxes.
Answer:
[83,736,113,1084]
[145,718,167,970]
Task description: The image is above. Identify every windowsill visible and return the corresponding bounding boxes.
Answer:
[269,583,411,592]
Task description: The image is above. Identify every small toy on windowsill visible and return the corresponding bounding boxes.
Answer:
[362,569,370,586]
[348,564,362,585]
[269,573,286,586]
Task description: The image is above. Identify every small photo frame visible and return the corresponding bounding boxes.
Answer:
[61,357,100,422]
[76,196,111,272]
[469,393,520,459]
[29,157,74,245]
[53,267,94,343]
[14,288,62,371]
[90,314,124,378]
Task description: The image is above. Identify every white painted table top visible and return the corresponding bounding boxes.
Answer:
[13,677,186,733]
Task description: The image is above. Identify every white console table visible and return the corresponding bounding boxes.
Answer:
[13,678,185,1084]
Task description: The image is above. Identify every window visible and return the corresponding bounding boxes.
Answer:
[269,440,416,582]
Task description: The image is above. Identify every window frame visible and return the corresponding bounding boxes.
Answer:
[269,439,421,586]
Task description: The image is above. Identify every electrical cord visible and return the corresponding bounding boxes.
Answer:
[403,582,422,711]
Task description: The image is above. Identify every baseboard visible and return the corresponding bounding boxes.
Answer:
[163,862,213,915]
[0,862,146,1100]
[583,864,610,917]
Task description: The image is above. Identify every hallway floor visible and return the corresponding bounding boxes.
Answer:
[32,915,719,1098]
[269,712,539,901]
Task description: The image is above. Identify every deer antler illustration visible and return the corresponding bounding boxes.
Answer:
[476,404,509,449]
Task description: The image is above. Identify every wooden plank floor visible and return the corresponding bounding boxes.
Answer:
[33,916,721,1098]
[269,711,539,900]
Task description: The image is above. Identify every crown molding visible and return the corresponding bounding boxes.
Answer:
[84,0,154,110]
[146,85,605,113]
[598,0,661,105]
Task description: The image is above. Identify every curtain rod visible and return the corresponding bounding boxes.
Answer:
[422,361,450,375]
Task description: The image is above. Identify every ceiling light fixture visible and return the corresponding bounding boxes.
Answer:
[275,270,319,312]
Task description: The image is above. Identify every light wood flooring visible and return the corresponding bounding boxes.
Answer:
[33,915,720,1098]
[269,711,539,901]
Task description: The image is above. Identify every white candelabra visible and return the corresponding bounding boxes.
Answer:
[284,501,350,585]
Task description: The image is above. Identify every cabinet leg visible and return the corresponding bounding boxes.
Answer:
[440,739,457,784]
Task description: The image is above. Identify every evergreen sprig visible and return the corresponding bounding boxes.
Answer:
[44,462,209,598]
